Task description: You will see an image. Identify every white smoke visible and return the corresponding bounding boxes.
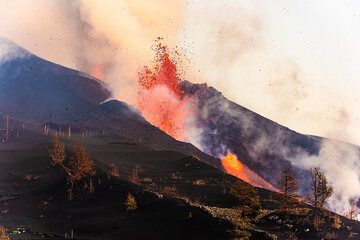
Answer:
[0,38,29,63]
[291,139,360,216]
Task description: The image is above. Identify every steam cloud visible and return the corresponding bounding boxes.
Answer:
[0,0,185,104]
[294,140,360,217]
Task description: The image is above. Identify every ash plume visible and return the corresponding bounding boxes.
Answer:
[0,0,186,103]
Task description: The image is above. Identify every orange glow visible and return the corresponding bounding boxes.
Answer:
[91,64,104,80]
[136,43,192,140]
[221,152,250,182]
[221,152,279,192]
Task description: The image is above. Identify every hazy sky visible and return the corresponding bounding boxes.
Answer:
[182,0,360,145]
[0,0,359,145]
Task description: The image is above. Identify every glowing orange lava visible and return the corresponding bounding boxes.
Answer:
[138,44,182,95]
[221,152,250,183]
[137,43,192,140]
[221,152,279,192]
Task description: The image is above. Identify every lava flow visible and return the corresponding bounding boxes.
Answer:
[221,152,250,182]
[137,43,192,140]
[221,152,279,192]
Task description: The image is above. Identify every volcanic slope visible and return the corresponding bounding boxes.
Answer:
[0,143,234,240]
[0,37,111,123]
[1,128,360,240]
[180,81,360,193]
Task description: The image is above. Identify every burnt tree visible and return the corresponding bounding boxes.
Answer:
[49,138,66,166]
[308,167,332,230]
[279,167,300,209]
[308,168,332,209]
[50,140,95,200]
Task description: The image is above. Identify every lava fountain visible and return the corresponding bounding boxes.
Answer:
[136,42,193,140]
[137,42,278,192]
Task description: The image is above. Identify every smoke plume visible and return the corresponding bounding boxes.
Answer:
[292,140,360,217]
[0,0,186,103]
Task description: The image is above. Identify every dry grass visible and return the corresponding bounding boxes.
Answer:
[286,207,311,216]
[0,226,10,240]
[141,177,153,183]
[193,179,206,185]
[283,231,298,240]
[170,172,182,180]
[163,186,177,197]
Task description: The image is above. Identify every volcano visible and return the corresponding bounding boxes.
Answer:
[1,38,360,239]
[0,38,111,123]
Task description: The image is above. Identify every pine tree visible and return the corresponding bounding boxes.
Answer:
[279,168,300,209]
[309,168,332,209]
[308,167,332,230]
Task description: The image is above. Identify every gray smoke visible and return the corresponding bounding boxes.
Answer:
[186,81,360,217]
